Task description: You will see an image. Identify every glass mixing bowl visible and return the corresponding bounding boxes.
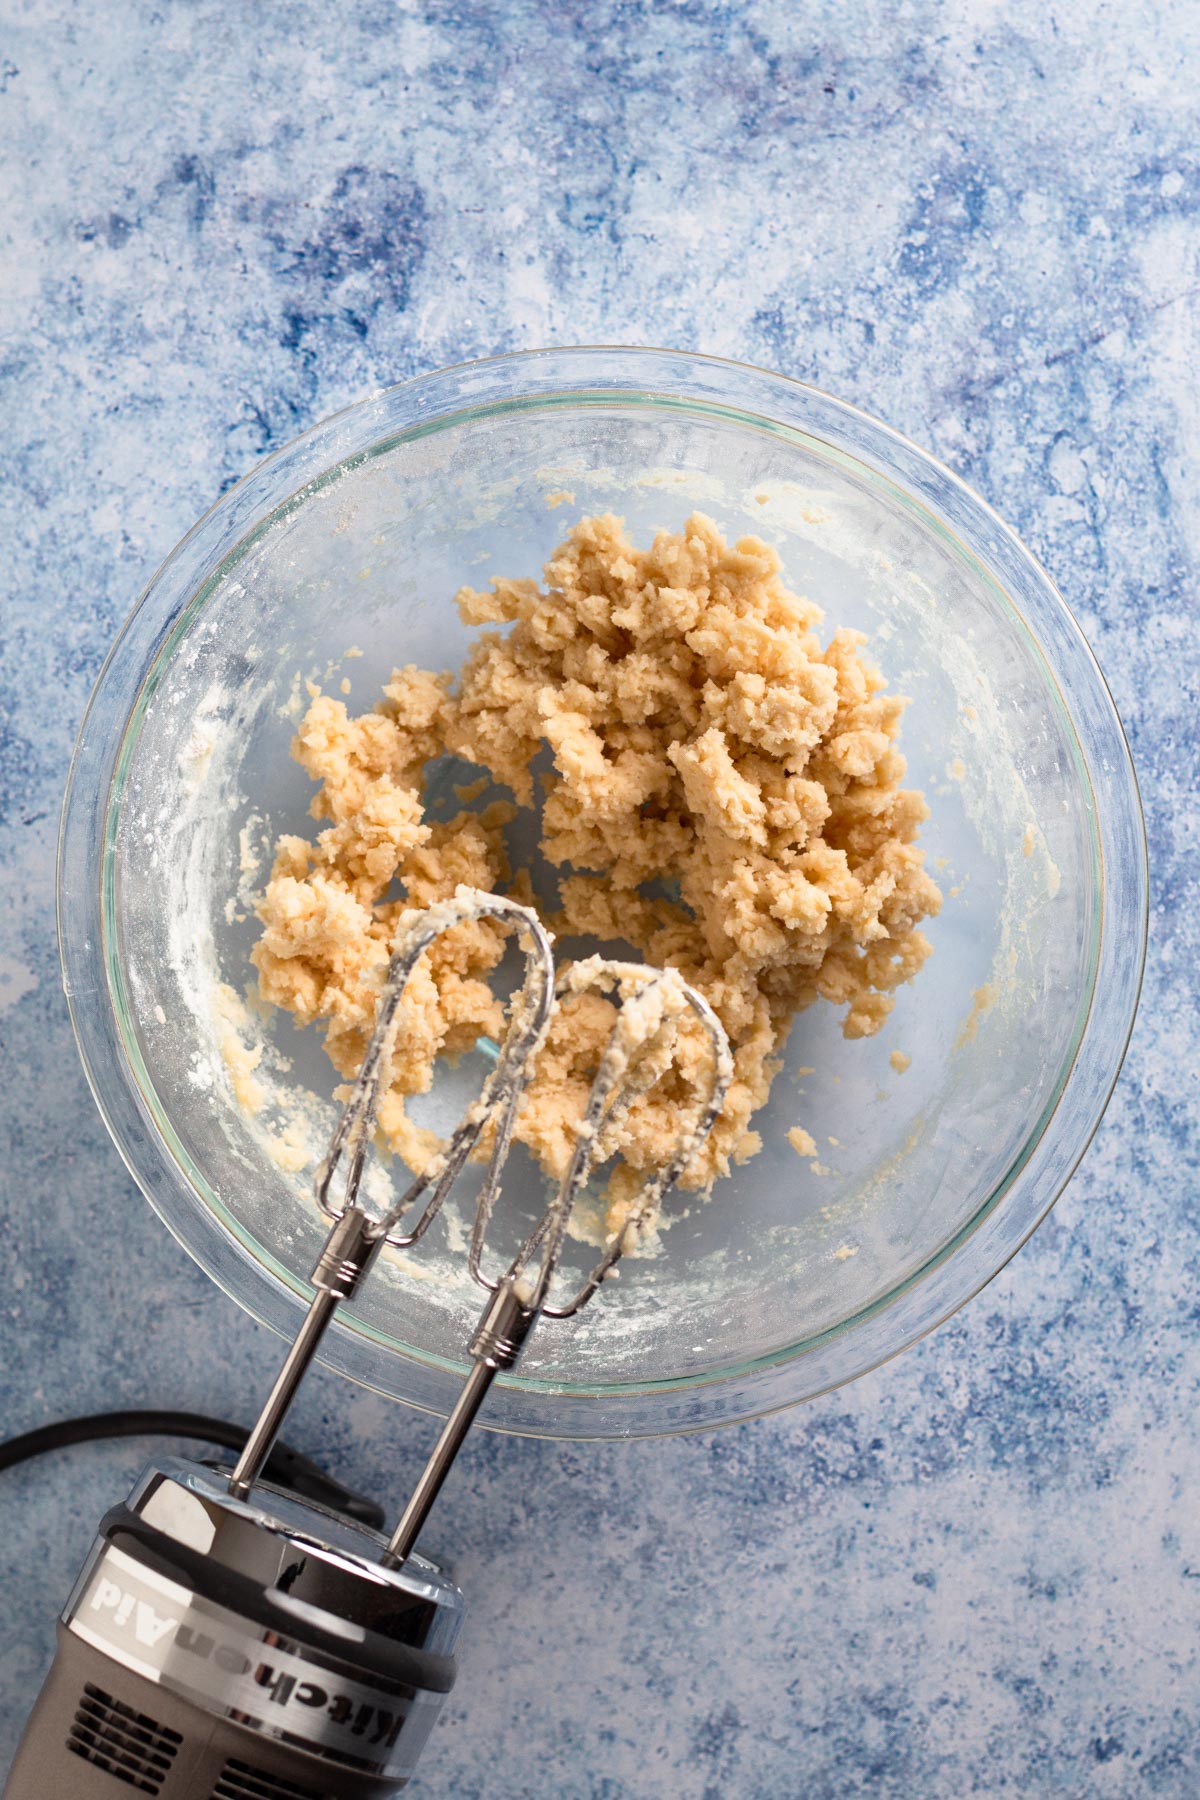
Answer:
[58,347,1146,1439]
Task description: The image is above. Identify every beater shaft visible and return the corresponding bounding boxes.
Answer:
[383,1361,495,1567]
[228,1204,384,1497]
[382,1277,538,1565]
[227,1292,336,1500]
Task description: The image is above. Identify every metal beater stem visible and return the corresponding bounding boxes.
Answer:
[381,1279,536,1566]
[227,1289,339,1500]
[380,1361,496,1568]
[228,1206,383,1503]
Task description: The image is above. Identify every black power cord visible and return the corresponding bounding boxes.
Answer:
[0,1409,386,1531]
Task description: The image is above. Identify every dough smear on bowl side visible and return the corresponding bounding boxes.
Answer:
[251,512,942,1233]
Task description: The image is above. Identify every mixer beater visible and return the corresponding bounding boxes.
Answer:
[5,890,732,1798]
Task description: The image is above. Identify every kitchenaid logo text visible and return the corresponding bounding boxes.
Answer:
[79,1566,408,1753]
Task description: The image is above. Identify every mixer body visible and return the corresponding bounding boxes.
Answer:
[4,1459,464,1799]
[3,897,734,1794]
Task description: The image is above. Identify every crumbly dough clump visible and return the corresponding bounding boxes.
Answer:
[253,513,941,1224]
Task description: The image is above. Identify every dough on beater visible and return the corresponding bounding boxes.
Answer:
[252,513,942,1228]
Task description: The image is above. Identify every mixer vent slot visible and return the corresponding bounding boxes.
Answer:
[66,1682,182,1793]
[212,1758,334,1800]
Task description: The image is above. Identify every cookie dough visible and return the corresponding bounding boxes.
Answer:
[252,513,942,1226]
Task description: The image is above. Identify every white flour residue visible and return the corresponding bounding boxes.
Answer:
[178,683,228,794]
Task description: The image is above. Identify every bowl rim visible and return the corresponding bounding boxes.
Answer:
[58,344,1148,1439]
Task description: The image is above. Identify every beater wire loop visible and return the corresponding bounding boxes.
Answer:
[314,890,556,1249]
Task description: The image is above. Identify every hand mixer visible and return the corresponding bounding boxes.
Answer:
[5,890,732,1799]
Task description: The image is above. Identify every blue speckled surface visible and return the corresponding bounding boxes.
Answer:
[1,3,1196,1792]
